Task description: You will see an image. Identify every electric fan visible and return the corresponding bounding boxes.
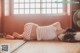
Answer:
[73,10,80,28]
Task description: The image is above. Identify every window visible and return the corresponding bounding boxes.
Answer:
[13,0,64,14]
[4,0,70,15]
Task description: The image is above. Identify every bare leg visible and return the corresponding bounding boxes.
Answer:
[5,35,15,39]
[12,32,23,39]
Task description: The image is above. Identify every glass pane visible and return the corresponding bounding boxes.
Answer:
[14,9,19,14]
[25,9,29,14]
[42,3,46,8]
[36,0,40,2]
[52,3,57,8]
[47,3,51,8]
[58,0,63,2]
[52,0,57,2]
[41,9,46,14]
[58,3,63,8]
[30,9,35,14]
[30,3,35,8]
[47,0,52,2]
[52,9,57,14]
[19,4,24,8]
[25,0,29,2]
[25,3,29,8]
[42,0,46,2]
[14,0,19,3]
[58,9,63,13]
[14,4,19,8]
[36,9,40,14]
[20,0,24,2]
[36,3,40,8]
[19,9,24,14]
[30,0,35,2]
[47,9,51,14]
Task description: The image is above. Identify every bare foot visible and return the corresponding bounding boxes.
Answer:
[12,32,23,39]
[5,35,15,39]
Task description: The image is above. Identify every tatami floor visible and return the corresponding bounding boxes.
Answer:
[0,38,80,53]
[0,38,25,53]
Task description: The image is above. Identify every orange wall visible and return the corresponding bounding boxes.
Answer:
[1,0,80,35]
[3,15,72,34]
[1,0,73,34]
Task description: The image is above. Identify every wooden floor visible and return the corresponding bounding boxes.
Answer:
[0,38,80,53]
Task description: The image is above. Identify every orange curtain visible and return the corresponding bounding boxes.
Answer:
[0,0,1,33]
[0,0,1,17]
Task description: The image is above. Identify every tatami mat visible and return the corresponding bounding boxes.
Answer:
[0,38,26,53]
[0,38,80,53]
[13,41,80,53]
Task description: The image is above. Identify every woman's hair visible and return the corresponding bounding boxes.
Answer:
[62,28,77,42]
[65,28,76,33]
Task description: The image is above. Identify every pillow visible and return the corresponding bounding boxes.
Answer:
[52,22,63,35]
[36,25,57,40]
[22,23,39,40]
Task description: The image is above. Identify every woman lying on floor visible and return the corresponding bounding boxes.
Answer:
[5,22,80,42]
[5,22,64,40]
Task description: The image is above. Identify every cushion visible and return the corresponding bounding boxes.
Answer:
[22,23,39,40]
[36,25,57,40]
